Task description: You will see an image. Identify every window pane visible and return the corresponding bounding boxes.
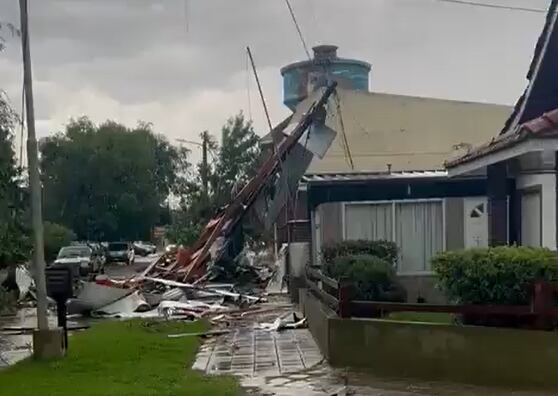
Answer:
[345,203,392,241]
[395,201,443,273]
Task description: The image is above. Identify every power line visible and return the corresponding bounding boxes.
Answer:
[246,46,273,132]
[430,0,547,13]
[283,0,311,60]
[332,92,355,170]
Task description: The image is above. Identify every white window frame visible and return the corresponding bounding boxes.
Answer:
[341,198,446,275]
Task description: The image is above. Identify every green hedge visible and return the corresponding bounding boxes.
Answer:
[326,254,406,301]
[321,240,398,266]
[432,246,558,305]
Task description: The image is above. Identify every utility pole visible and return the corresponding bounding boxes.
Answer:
[176,134,210,199]
[246,46,278,259]
[201,131,209,199]
[19,0,49,332]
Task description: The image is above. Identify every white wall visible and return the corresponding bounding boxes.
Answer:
[517,173,556,249]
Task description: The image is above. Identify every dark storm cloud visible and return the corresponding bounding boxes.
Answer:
[0,0,552,151]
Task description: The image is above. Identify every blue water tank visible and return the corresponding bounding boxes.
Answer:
[280,45,371,110]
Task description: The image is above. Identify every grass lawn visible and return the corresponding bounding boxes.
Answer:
[0,320,240,396]
[387,312,455,324]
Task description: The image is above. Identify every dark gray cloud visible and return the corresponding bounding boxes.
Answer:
[0,0,552,162]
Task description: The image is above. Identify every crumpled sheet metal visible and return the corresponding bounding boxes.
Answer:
[94,291,150,316]
[142,276,262,303]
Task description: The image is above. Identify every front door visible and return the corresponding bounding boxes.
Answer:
[464,197,488,248]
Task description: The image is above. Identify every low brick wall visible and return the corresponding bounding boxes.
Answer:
[302,290,558,389]
[300,289,336,359]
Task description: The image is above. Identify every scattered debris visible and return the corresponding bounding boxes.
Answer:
[94,291,149,316]
[257,312,308,332]
[139,84,337,284]
[67,282,133,315]
[167,329,231,339]
[15,265,34,301]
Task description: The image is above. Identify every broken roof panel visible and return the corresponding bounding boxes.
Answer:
[302,169,448,184]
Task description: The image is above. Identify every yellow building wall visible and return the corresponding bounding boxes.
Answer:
[307,89,511,173]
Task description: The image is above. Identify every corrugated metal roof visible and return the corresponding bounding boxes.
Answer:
[303,169,448,184]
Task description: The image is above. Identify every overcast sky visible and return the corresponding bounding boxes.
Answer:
[0,0,551,162]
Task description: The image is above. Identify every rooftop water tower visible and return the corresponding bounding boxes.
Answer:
[280,45,371,110]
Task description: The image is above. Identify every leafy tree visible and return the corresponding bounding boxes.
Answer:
[43,222,77,262]
[167,113,261,246]
[40,117,191,242]
[210,113,261,209]
[0,93,29,268]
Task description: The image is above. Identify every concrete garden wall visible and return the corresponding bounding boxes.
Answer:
[301,289,558,389]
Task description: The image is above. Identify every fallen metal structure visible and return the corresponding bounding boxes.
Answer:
[18,83,339,324]
[144,82,339,283]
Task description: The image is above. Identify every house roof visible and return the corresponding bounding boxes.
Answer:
[501,1,558,134]
[445,108,558,168]
[446,1,558,170]
[298,88,511,174]
[302,169,449,184]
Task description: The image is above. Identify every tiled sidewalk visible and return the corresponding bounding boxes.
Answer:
[194,327,323,377]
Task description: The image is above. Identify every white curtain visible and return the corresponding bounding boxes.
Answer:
[395,201,443,273]
[345,203,392,241]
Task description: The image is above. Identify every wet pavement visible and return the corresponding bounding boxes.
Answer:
[194,327,323,377]
[193,301,555,396]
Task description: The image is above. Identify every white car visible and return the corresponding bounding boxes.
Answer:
[54,245,101,277]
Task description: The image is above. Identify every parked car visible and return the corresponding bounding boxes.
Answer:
[52,245,102,278]
[106,242,135,265]
[133,241,157,256]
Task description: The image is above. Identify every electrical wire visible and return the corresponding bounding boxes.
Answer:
[283,0,311,60]
[333,91,355,170]
[430,0,547,13]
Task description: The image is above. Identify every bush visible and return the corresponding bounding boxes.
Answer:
[432,246,558,305]
[325,254,406,302]
[44,222,77,262]
[321,240,398,267]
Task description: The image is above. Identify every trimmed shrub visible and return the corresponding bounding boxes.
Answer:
[325,254,406,302]
[432,246,558,305]
[321,240,398,267]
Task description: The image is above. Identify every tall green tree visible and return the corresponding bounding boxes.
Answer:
[167,112,261,245]
[40,117,191,241]
[211,112,261,208]
[0,93,29,268]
